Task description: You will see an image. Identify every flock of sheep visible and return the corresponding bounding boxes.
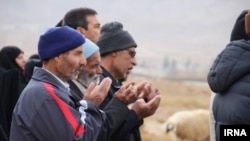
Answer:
[164,109,210,141]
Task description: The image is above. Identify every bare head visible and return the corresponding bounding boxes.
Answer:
[58,7,101,43]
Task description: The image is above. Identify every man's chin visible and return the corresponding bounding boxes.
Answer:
[92,78,100,85]
[69,74,78,80]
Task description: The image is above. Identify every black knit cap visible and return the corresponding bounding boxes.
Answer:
[97,21,137,56]
[230,10,250,41]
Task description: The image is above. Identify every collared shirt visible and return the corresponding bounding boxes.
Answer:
[42,68,70,91]
[99,66,121,108]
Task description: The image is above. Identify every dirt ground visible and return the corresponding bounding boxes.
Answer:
[126,78,212,141]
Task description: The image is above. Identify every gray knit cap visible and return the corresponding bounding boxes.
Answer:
[97,21,137,56]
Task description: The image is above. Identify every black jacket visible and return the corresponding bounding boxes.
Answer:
[99,66,143,141]
[207,40,250,140]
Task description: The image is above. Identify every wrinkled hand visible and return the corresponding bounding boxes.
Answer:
[136,80,152,100]
[146,88,160,101]
[130,91,161,120]
[114,82,138,105]
[84,77,112,106]
[136,80,160,103]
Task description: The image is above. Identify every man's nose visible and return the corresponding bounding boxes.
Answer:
[80,56,87,66]
[96,65,102,74]
[132,57,137,66]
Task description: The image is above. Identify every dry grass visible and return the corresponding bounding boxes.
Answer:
[126,78,212,141]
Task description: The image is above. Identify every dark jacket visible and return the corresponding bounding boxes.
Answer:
[0,69,27,141]
[9,67,128,141]
[207,40,250,140]
[68,80,84,102]
[24,57,42,82]
[99,66,143,141]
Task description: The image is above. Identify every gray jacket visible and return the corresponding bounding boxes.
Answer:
[9,67,129,141]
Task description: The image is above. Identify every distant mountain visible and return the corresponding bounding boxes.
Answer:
[0,0,249,79]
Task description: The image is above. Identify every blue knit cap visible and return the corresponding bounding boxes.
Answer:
[83,38,99,59]
[38,26,85,60]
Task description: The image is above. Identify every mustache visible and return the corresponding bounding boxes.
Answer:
[75,65,85,75]
[128,67,133,70]
[76,66,101,87]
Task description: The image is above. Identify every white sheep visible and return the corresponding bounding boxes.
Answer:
[165,109,210,141]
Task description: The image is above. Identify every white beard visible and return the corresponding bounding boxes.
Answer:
[77,69,100,88]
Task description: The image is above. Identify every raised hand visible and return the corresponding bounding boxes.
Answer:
[130,91,161,120]
[84,77,112,105]
[114,82,138,105]
[136,80,152,100]
[136,79,160,103]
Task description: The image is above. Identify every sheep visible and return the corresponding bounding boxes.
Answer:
[164,109,210,141]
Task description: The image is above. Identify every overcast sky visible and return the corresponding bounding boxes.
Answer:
[0,0,249,72]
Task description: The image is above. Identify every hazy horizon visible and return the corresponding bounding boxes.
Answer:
[1,0,249,79]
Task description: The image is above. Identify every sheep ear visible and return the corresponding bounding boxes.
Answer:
[166,124,175,133]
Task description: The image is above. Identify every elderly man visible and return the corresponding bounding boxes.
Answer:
[9,26,137,141]
[69,38,127,106]
[97,21,161,141]
[68,38,103,104]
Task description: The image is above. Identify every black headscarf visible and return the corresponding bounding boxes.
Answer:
[0,46,23,75]
[24,54,42,81]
